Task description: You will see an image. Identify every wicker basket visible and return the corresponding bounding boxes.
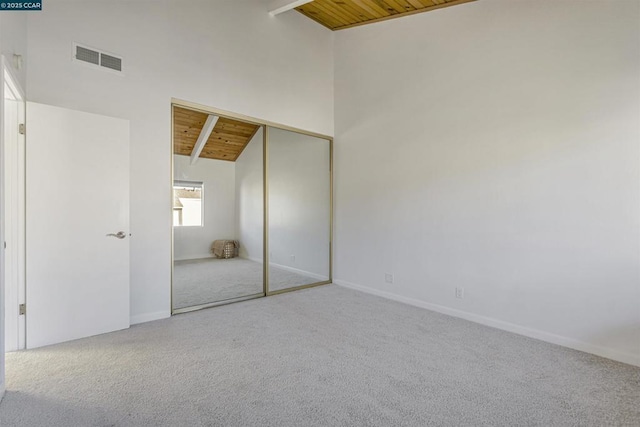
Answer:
[211,240,239,259]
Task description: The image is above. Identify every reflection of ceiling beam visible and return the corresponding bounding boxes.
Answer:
[190,115,218,165]
[268,0,313,16]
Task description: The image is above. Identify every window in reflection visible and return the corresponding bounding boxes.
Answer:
[173,181,203,227]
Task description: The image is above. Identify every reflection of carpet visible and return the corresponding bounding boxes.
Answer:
[172,257,323,309]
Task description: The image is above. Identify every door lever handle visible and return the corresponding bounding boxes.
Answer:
[106,231,126,239]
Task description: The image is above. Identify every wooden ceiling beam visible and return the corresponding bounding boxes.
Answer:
[190,115,219,165]
[268,0,313,16]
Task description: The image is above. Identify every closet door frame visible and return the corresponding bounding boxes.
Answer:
[170,98,333,314]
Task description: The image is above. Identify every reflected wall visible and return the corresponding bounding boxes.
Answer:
[267,127,331,292]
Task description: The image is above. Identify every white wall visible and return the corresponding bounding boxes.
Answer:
[334,0,640,365]
[0,67,5,399]
[173,155,236,261]
[268,127,330,279]
[235,128,263,262]
[0,12,27,89]
[0,10,27,399]
[25,0,334,324]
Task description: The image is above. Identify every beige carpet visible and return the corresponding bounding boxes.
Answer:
[2,285,639,426]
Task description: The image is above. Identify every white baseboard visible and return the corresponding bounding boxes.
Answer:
[334,279,640,367]
[130,311,170,325]
[270,262,328,282]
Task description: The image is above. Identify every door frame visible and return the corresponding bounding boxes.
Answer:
[1,56,27,353]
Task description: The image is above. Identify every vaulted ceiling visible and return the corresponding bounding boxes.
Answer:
[174,1,476,160]
[173,106,260,162]
[295,0,475,31]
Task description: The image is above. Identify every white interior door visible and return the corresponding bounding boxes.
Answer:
[26,102,130,349]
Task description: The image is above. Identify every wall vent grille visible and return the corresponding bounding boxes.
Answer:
[75,46,100,65]
[100,53,122,72]
[73,43,123,74]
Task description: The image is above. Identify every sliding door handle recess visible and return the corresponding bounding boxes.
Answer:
[106,231,126,239]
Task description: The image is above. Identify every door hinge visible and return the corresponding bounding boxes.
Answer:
[18,123,25,135]
[19,304,26,315]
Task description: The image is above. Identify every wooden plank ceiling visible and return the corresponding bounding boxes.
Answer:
[296,0,475,31]
[173,106,260,162]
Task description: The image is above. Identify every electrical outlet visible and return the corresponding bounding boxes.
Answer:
[385,273,393,284]
[455,287,465,299]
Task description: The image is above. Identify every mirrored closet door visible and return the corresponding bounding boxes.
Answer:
[267,127,331,293]
[171,102,332,314]
[172,106,264,312]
